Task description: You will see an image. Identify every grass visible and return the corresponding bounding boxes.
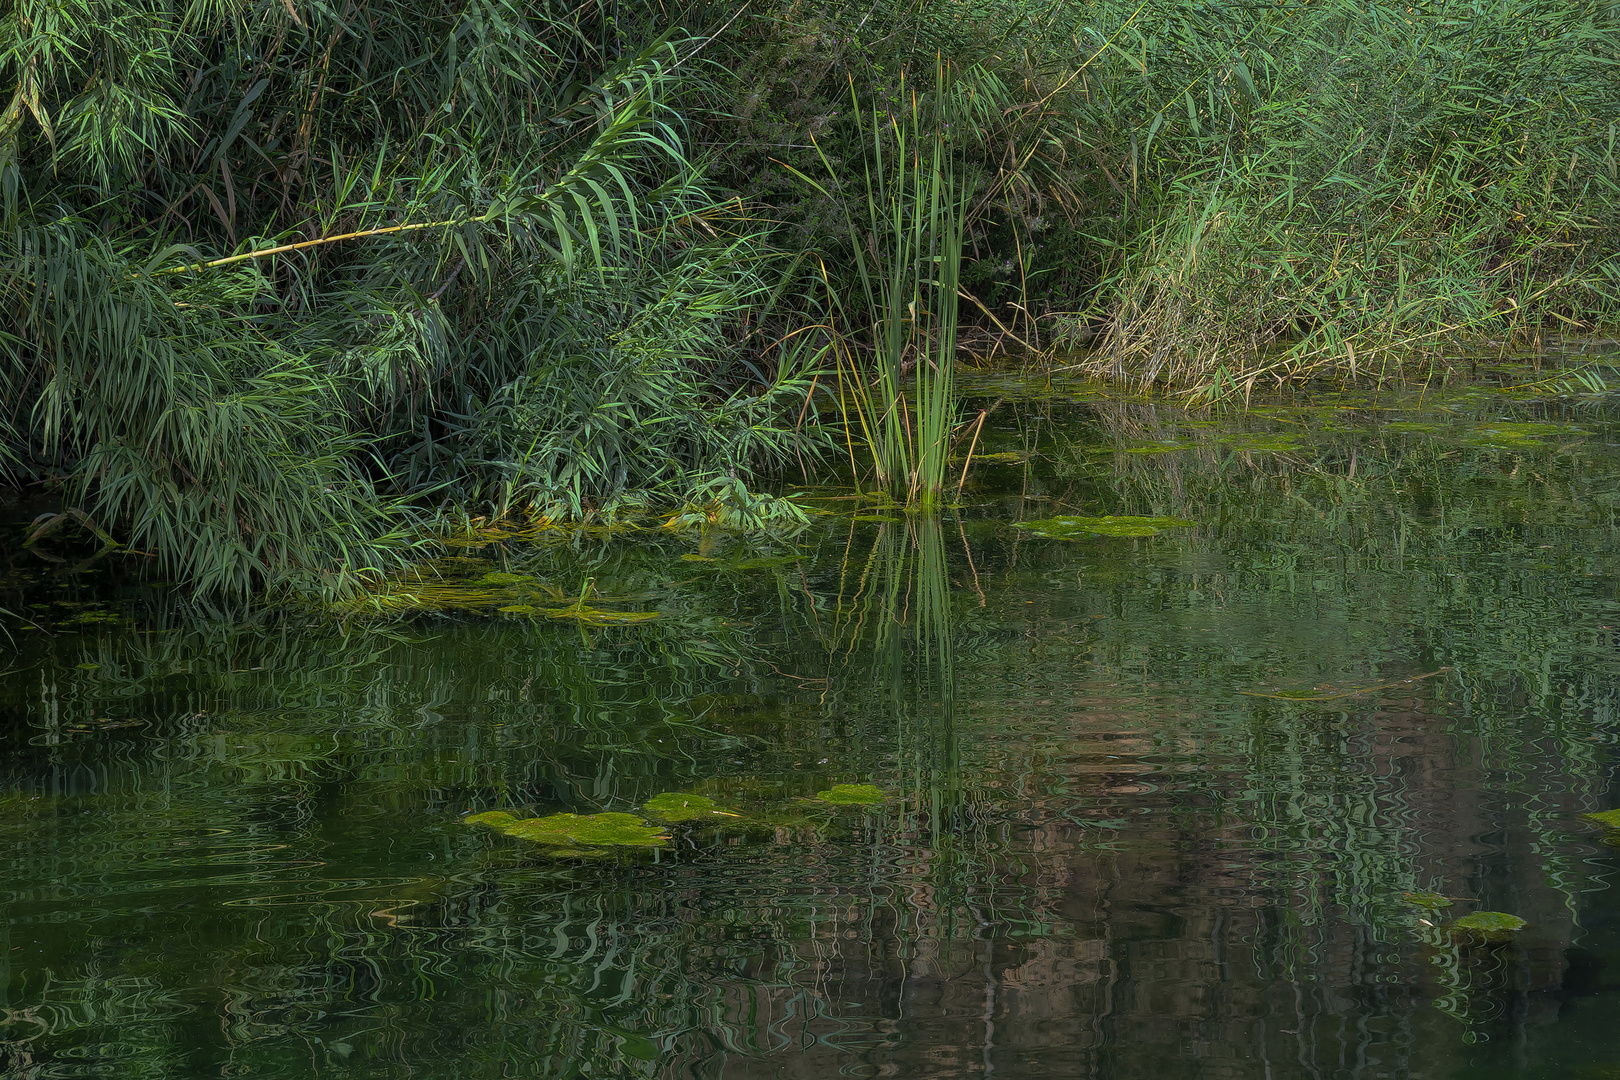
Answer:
[800,64,972,507]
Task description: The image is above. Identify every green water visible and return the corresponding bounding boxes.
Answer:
[6,383,1620,1079]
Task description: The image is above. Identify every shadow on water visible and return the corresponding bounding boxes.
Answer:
[5,382,1620,1077]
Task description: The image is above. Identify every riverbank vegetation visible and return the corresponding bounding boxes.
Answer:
[2,0,1617,598]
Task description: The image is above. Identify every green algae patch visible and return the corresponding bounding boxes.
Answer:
[463,810,519,829]
[545,604,659,626]
[813,784,885,806]
[643,793,744,822]
[1583,808,1620,829]
[475,571,537,586]
[464,811,668,847]
[733,555,802,571]
[1461,421,1586,449]
[1449,911,1527,938]
[1401,891,1454,910]
[1219,433,1302,454]
[1013,515,1195,540]
[335,561,660,624]
[1122,440,1192,455]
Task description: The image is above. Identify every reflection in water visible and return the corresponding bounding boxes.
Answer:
[4,387,1620,1078]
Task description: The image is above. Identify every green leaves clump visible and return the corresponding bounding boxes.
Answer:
[1013,516,1195,539]
[464,811,668,847]
[642,793,743,822]
[812,784,885,805]
[1401,891,1454,911]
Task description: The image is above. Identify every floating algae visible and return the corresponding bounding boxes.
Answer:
[1461,421,1586,449]
[463,810,668,848]
[1582,808,1620,830]
[464,810,519,829]
[643,793,744,822]
[339,563,659,624]
[1449,911,1527,939]
[812,784,885,805]
[1219,433,1302,454]
[1401,891,1455,911]
[1240,667,1451,701]
[1013,516,1195,539]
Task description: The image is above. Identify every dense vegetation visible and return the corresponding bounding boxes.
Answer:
[1,0,1617,597]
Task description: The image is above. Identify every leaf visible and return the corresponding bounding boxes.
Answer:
[1583,808,1620,829]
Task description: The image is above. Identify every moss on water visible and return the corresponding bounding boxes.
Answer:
[463,810,518,829]
[1013,516,1196,539]
[1122,441,1192,455]
[463,810,669,847]
[643,793,744,822]
[813,784,885,805]
[1461,421,1586,449]
[1449,911,1527,938]
[1219,433,1302,454]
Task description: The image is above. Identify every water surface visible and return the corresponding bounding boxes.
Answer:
[5,382,1620,1079]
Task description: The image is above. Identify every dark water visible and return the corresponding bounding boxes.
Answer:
[6,381,1620,1079]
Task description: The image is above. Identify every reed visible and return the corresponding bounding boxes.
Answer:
[816,65,970,508]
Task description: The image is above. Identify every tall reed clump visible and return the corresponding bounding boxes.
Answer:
[808,66,972,508]
[701,0,1620,396]
[1041,0,1620,395]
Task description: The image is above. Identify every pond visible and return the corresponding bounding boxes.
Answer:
[5,377,1620,1079]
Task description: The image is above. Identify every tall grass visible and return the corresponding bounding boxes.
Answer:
[1038,0,1620,393]
[810,66,971,506]
[700,0,1620,396]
